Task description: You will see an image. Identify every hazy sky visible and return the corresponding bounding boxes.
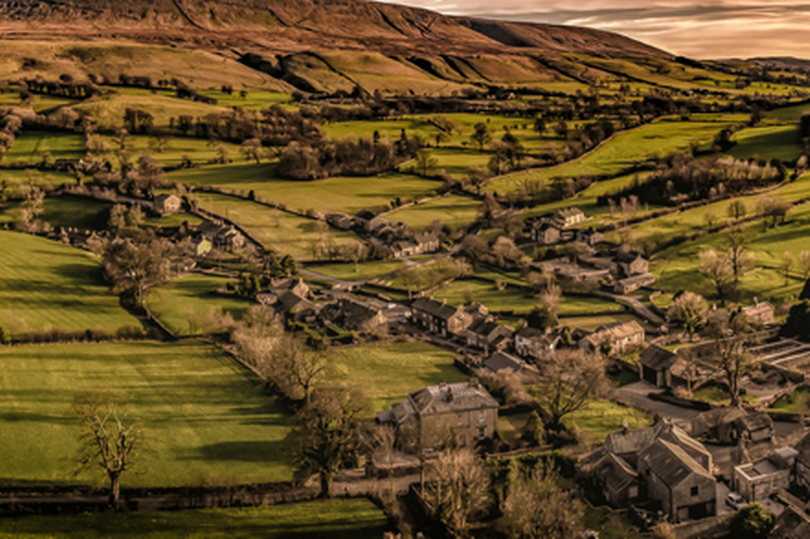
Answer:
[374,0,810,59]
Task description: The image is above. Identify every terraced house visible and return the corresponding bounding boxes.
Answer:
[411,297,473,338]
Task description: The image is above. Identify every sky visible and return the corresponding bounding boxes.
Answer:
[374,0,810,60]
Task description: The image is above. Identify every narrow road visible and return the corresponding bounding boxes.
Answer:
[596,291,666,327]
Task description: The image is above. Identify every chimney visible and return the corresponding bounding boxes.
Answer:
[442,298,447,306]
[753,297,759,306]
[621,419,629,435]
[447,387,454,402]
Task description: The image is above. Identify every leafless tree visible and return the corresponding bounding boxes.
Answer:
[538,349,605,430]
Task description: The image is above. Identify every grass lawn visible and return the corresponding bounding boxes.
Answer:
[170,162,443,215]
[329,341,467,413]
[727,124,803,163]
[0,340,292,488]
[584,504,644,539]
[693,385,758,406]
[0,231,138,335]
[386,194,481,232]
[0,195,112,231]
[488,118,735,194]
[0,169,74,197]
[5,131,85,164]
[559,296,626,316]
[0,498,390,538]
[307,259,406,281]
[766,388,810,413]
[765,102,810,123]
[432,279,537,314]
[194,193,362,261]
[99,135,242,169]
[147,275,254,336]
[559,313,648,333]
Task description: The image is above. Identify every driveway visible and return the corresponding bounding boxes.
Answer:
[612,381,704,427]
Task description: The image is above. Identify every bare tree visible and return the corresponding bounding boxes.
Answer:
[72,391,141,506]
[700,248,733,300]
[276,336,328,404]
[499,465,584,539]
[667,292,708,341]
[727,199,747,222]
[781,251,795,287]
[725,226,754,284]
[704,316,756,406]
[539,349,605,430]
[423,448,490,537]
[103,238,176,311]
[240,138,265,164]
[800,250,810,281]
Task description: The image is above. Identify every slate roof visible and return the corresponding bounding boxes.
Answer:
[408,382,498,415]
[483,352,522,373]
[794,432,810,466]
[640,345,679,371]
[320,299,380,330]
[614,251,644,264]
[604,426,659,456]
[412,297,459,320]
[733,411,774,433]
[582,320,645,347]
[594,453,639,492]
[556,207,585,219]
[468,319,502,337]
[770,505,810,539]
[355,209,377,221]
[641,439,713,488]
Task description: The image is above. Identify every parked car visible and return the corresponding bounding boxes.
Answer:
[726,492,746,511]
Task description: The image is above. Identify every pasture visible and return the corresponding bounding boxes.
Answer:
[329,341,467,413]
[487,119,735,194]
[0,498,389,539]
[307,259,406,281]
[4,131,85,164]
[147,274,254,336]
[728,124,803,163]
[0,231,138,335]
[0,340,292,487]
[386,193,481,232]
[97,134,243,169]
[193,193,363,260]
[172,162,443,215]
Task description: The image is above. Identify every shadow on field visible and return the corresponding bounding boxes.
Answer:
[52,263,105,285]
[185,441,287,463]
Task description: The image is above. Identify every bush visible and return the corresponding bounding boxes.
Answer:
[730,503,774,539]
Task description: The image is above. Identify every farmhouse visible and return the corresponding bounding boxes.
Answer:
[575,227,605,247]
[153,194,182,215]
[614,273,656,294]
[198,221,245,249]
[531,221,562,245]
[639,345,684,388]
[378,381,499,451]
[326,212,353,230]
[743,300,776,326]
[354,209,390,233]
[733,447,797,503]
[483,351,523,374]
[514,326,561,360]
[465,319,513,353]
[578,320,645,354]
[792,432,810,490]
[390,232,440,258]
[613,252,650,277]
[552,207,588,228]
[319,298,384,333]
[691,408,774,444]
[581,422,716,521]
[411,297,473,338]
[771,505,810,538]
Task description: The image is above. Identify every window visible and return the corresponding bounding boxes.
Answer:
[457,413,464,426]
[478,427,486,439]
[690,486,699,497]
[478,411,486,424]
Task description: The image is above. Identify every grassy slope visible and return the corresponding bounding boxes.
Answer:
[101,133,243,168]
[171,162,443,215]
[72,92,229,130]
[0,231,138,334]
[308,259,406,281]
[487,119,734,194]
[386,194,481,232]
[0,498,389,538]
[147,274,254,336]
[0,340,292,487]
[329,342,467,413]
[5,131,85,164]
[193,193,362,260]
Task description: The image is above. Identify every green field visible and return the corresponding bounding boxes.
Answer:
[329,341,467,413]
[0,340,292,487]
[0,231,138,335]
[0,195,112,230]
[147,274,254,336]
[98,134,242,169]
[72,92,229,130]
[765,102,810,123]
[4,131,85,164]
[171,163,443,215]
[386,194,481,232]
[307,259,407,281]
[487,119,736,194]
[194,193,362,260]
[0,169,74,197]
[0,498,389,539]
[728,124,803,162]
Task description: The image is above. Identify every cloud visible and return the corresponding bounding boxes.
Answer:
[373,0,810,59]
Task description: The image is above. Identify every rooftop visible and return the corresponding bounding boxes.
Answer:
[408,381,498,415]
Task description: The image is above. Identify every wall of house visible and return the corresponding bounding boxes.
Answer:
[736,468,791,502]
[418,407,497,449]
[671,475,716,523]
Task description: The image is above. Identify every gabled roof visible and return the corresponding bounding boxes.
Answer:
[556,207,585,218]
[467,318,503,337]
[355,209,377,220]
[641,439,713,488]
[516,326,546,339]
[408,382,498,415]
[321,298,380,330]
[412,297,459,320]
[614,251,644,264]
[733,411,774,433]
[484,352,522,373]
[594,453,639,492]
[604,426,659,456]
[582,320,645,346]
[640,345,679,371]
[696,407,748,429]
[771,506,810,539]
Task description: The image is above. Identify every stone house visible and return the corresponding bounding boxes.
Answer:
[531,221,561,245]
[354,209,390,233]
[770,505,810,538]
[637,438,716,522]
[198,221,245,250]
[483,351,523,374]
[269,277,310,299]
[319,298,384,333]
[514,326,561,360]
[326,212,354,230]
[390,232,440,258]
[793,432,810,490]
[743,300,776,326]
[614,273,657,294]
[153,194,182,215]
[191,234,212,257]
[578,320,645,355]
[377,381,499,452]
[411,297,473,338]
[691,408,774,444]
[734,447,797,503]
[465,319,513,353]
[592,452,641,507]
[552,207,587,228]
[639,345,685,388]
[613,252,650,277]
[576,227,605,247]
